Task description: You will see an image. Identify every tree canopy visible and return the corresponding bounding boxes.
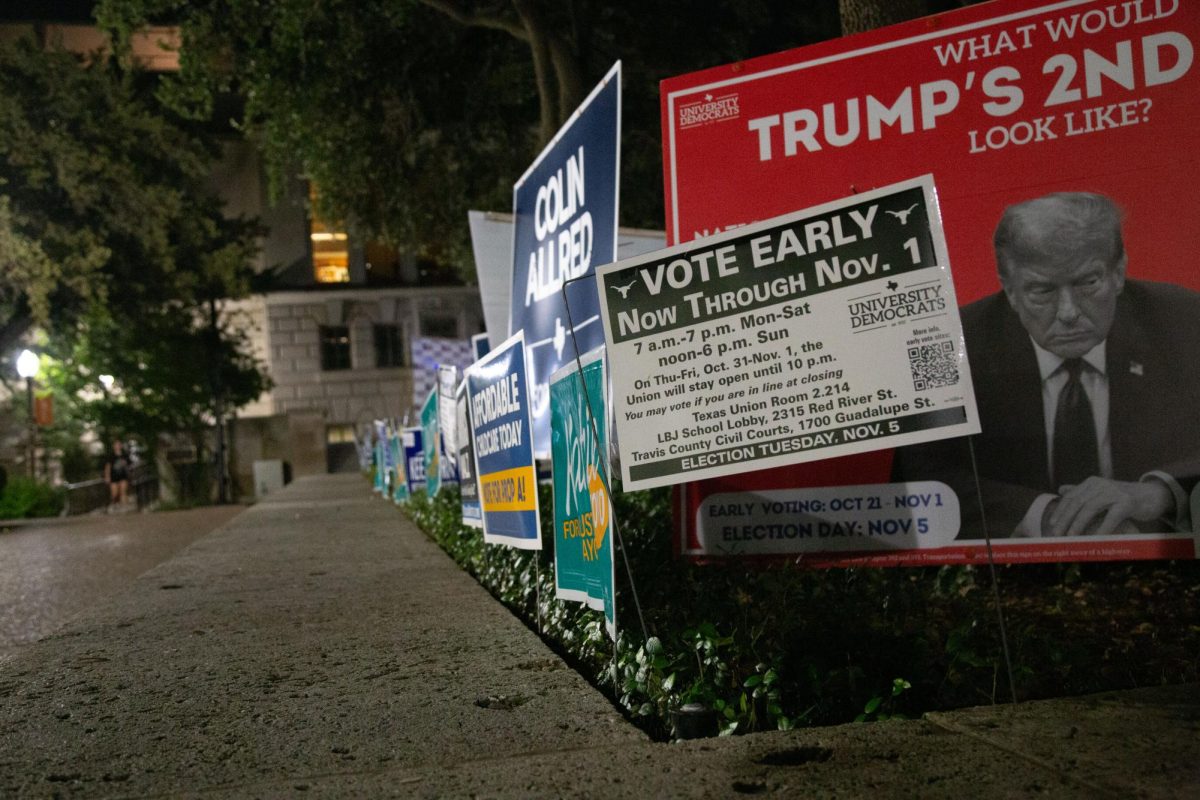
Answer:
[96,0,852,265]
[0,34,267,445]
[0,36,206,351]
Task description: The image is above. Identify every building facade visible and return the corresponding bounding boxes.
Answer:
[227,286,483,493]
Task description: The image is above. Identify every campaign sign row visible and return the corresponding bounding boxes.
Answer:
[381,0,1199,591]
[371,333,616,640]
[376,177,979,640]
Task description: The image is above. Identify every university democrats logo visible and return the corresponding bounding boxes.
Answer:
[847,282,947,331]
[678,92,740,129]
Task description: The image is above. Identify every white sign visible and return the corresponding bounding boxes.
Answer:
[692,482,961,557]
[597,176,980,490]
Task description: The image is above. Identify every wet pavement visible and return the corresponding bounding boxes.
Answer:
[0,505,245,663]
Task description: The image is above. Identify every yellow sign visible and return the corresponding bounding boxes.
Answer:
[479,465,537,513]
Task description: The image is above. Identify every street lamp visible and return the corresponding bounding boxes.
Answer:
[16,349,38,478]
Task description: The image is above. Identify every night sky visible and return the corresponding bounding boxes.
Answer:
[0,2,97,23]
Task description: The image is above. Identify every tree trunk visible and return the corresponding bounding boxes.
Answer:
[421,0,588,147]
[838,0,931,36]
[513,0,561,144]
[547,34,585,126]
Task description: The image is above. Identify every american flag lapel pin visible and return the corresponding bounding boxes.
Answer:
[1129,361,1144,376]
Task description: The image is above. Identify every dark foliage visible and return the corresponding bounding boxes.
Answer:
[404,482,1200,738]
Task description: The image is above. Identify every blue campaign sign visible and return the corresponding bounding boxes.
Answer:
[510,61,620,456]
[403,427,426,496]
[465,331,541,549]
[471,332,490,362]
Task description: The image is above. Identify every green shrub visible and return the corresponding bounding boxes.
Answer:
[404,485,796,738]
[396,480,1200,740]
[0,476,65,519]
[59,440,98,483]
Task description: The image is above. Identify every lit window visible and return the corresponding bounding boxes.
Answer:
[310,186,350,283]
[326,424,356,444]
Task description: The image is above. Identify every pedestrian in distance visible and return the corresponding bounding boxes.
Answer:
[104,439,133,512]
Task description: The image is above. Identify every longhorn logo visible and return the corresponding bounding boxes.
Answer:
[610,280,636,299]
[886,203,919,225]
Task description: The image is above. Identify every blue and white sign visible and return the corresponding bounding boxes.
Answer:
[403,427,426,496]
[465,331,541,549]
[457,380,483,528]
[471,332,491,362]
[510,61,621,456]
[437,364,460,476]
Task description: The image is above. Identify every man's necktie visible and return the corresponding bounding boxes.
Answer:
[1052,358,1099,487]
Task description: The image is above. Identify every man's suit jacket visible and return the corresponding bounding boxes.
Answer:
[892,279,1200,537]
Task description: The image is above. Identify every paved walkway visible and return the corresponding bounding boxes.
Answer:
[0,505,245,663]
[0,474,1195,797]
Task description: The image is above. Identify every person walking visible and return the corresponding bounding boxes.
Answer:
[104,440,133,512]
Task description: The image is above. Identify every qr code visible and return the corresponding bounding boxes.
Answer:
[908,341,959,391]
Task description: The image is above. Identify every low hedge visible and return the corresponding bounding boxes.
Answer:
[401,483,1200,739]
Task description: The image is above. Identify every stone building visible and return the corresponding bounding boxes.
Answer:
[226,286,483,493]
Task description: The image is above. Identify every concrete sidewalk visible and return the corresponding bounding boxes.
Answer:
[0,474,1196,798]
[0,505,246,663]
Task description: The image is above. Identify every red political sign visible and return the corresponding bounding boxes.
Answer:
[661,0,1200,565]
[33,393,53,427]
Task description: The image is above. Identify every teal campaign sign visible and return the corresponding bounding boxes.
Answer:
[373,420,389,494]
[390,431,408,503]
[550,348,615,639]
[422,387,442,498]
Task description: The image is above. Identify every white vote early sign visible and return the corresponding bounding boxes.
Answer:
[597,176,981,491]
